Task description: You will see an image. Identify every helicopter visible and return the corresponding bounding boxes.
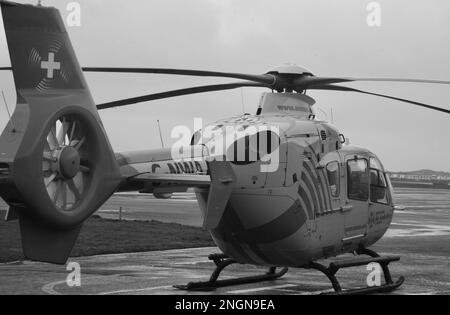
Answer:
[1,1,450,295]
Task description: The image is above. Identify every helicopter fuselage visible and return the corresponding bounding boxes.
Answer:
[117,92,395,267]
[197,115,393,266]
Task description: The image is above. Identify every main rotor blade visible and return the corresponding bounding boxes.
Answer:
[308,84,450,114]
[83,67,276,86]
[96,81,269,110]
[352,78,450,84]
[295,76,450,90]
[0,67,12,71]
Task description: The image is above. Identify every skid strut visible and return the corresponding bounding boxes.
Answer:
[174,253,288,291]
[306,246,404,295]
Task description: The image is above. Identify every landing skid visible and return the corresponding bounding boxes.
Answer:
[173,253,288,291]
[306,247,404,295]
[174,248,404,294]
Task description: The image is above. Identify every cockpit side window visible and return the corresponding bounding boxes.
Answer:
[369,157,390,204]
[347,159,369,201]
[326,162,340,197]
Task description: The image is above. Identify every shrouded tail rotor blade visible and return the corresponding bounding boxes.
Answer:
[83,67,276,86]
[308,85,450,114]
[96,81,270,110]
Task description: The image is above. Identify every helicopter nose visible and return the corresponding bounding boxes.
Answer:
[210,192,311,266]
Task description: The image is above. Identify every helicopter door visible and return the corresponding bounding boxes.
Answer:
[343,157,369,240]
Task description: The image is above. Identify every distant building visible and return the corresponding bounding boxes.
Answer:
[388,172,450,182]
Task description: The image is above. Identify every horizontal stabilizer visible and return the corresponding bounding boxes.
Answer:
[130,173,211,186]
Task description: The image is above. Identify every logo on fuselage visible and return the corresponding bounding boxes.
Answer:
[277,105,305,112]
[151,161,205,175]
[21,36,83,92]
[41,52,61,79]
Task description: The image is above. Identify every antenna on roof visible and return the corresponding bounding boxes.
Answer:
[2,90,16,133]
[240,88,245,114]
[157,120,165,148]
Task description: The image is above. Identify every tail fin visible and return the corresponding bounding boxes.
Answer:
[0,1,121,264]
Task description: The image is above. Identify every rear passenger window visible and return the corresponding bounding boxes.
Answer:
[326,162,340,197]
[347,159,369,201]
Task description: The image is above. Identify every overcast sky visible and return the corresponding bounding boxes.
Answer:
[1,0,450,172]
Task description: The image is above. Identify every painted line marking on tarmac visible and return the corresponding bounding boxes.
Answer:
[277,288,335,295]
[42,276,106,295]
[172,260,211,265]
[43,276,168,295]
[42,280,68,295]
[403,291,436,296]
[99,285,173,295]
[226,284,298,294]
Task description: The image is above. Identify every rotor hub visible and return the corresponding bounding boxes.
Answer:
[266,64,314,92]
[54,146,80,179]
[267,64,313,76]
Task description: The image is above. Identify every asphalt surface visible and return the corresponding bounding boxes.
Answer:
[0,187,449,295]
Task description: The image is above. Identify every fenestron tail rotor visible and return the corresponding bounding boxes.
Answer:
[43,115,92,211]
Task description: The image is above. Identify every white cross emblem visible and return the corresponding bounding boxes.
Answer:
[41,52,61,79]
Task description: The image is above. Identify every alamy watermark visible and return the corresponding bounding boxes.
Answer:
[38,1,81,27]
[66,262,81,287]
[366,262,382,287]
[170,118,281,173]
[367,2,381,27]
[66,2,82,27]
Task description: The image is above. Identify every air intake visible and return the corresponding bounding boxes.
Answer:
[0,163,10,176]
